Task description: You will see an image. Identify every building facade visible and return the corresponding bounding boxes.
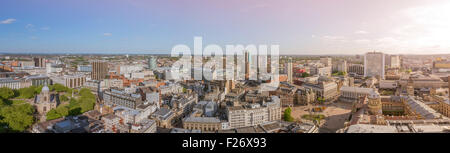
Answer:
[183,116,222,131]
[226,96,281,129]
[364,52,385,79]
[103,88,143,109]
[65,75,86,88]
[91,61,108,81]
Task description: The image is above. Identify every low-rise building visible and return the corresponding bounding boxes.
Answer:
[379,80,398,89]
[340,86,374,102]
[151,107,176,128]
[103,88,144,109]
[130,119,157,133]
[302,76,339,101]
[64,74,86,89]
[226,96,281,129]
[24,75,52,86]
[0,78,31,89]
[183,116,222,131]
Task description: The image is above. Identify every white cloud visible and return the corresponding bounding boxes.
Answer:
[354,30,369,34]
[378,2,450,53]
[103,33,112,36]
[0,18,16,24]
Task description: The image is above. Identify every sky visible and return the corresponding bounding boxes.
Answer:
[1,0,450,55]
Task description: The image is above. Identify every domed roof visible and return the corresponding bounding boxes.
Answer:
[368,89,380,99]
[42,85,50,92]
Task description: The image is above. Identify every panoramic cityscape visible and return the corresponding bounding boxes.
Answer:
[1,0,450,135]
[1,52,449,133]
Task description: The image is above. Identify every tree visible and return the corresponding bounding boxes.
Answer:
[79,99,95,113]
[55,106,69,117]
[332,71,347,76]
[317,97,324,103]
[301,73,310,78]
[17,87,36,99]
[60,95,69,102]
[46,109,62,121]
[35,85,43,94]
[0,87,15,100]
[61,88,96,116]
[284,107,294,122]
[0,103,34,132]
[406,69,412,74]
[50,83,68,93]
[46,105,71,121]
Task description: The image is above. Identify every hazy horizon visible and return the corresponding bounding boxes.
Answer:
[2,0,450,55]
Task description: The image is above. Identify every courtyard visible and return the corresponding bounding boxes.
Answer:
[288,101,353,133]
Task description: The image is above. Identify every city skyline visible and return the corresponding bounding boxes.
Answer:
[2,0,450,55]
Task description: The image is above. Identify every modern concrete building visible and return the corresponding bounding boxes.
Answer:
[364,52,385,79]
[348,64,364,75]
[148,56,157,70]
[103,88,144,109]
[390,55,401,68]
[332,60,347,73]
[286,58,293,84]
[320,57,332,67]
[33,57,46,68]
[65,75,86,89]
[91,61,108,81]
[77,65,92,72]
[310,66,332,77]
[226,96,281,129]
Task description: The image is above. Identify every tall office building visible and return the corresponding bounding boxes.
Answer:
[390,55,400,68]
[267,55,272,73]
[91,61,108,81]
[33,57,46,68]
[320,57,332,67]
[286,58,293,84]
[332,60,347,73]
[148,56,157,70]
[364,52,385,79]
[245,51,250,80]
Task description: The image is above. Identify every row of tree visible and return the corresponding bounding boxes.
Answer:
[0,83,73,100]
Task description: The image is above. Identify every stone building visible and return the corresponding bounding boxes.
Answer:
[34,85,59,121]
[367,89,382,115]
[430,96,450,118]
[297,88,316,105]
[301,76,339,101]
[182,116,222,132]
